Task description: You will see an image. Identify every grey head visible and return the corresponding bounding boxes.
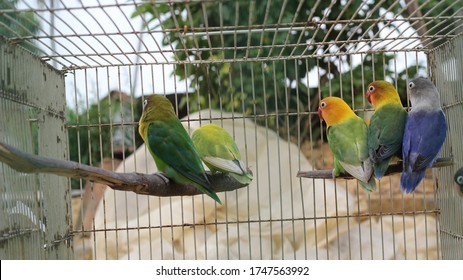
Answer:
[408,77,442,111]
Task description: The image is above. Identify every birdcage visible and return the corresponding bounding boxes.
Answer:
[0,0,462,260]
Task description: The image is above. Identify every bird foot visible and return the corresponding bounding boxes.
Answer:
[157,173,170,185]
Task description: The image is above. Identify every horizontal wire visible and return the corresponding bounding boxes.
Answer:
[71,208,439,236]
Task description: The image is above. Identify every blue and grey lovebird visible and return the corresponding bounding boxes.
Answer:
[400,77,447,193]
[454,167,463,197]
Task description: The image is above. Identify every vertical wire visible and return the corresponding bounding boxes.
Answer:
[127,65,142,260]
[102,66,111,260]
[379,53,387,260]
[93,67,103,260]
[367,54,373,260]
[273,60,284,259]
[290,58,298,259]
[244,1,255,60]
[299,58,309,260]
[324,56,331,259]
[235,63,244,260]
[314,58,322,259]
[71,68,86,258]
[84,69,94,258]
[249,63,261,259]
[262,61,274,259]
[346,54,354,259]
[142,64,152,260]
[335,55,342,260]
[358,52,365,260]
[239,64,250,259]
[224,62,233,259]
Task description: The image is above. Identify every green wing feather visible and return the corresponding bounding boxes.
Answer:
[192,124,253,185]
[146,121,221,203]
[328,117,376,192]
[368,104,407,178]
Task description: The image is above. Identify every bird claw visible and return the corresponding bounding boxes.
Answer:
[157,173,170,185]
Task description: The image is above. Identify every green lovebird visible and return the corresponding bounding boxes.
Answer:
[318,96,376,192]
[138,95,221,204]
[366,80,407,179]
[191,124,253,185]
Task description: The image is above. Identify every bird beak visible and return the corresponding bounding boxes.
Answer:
[317,107,324,121]
[366,90,372,104]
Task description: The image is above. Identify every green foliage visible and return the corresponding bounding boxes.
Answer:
[0,0,41,54]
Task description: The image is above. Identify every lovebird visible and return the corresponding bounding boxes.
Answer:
[191,124,253,185]
[401,77,447,193]
[454,167,463,197]
[366,80,407,179]
[318,96,376,192]
[138,94,221,203]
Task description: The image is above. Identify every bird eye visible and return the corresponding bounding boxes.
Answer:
[457,175,463,185]
[143,99,148,109]
[369,85,375,92]
[320,101,327,108]
[408,82,415,89]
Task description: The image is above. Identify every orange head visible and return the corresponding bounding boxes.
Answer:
[318,96,357,127]
[366,80,402,109]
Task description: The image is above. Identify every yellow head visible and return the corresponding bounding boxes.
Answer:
[366,80,402,109]
[318,96,357,127]
[138,94,176,140]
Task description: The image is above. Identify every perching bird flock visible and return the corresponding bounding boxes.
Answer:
[318,77,448,194]
[138,94,253,203]
[138,77,449,202]
[138,94,223,204]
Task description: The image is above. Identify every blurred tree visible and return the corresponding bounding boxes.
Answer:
[132,0,454,142]
[0,0,41,54]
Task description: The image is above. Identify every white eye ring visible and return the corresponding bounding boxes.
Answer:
[408,82,415,89]
[457,175,463,185]
[320,101,327,108]
[369,85,375,92]
[143,99,148,109]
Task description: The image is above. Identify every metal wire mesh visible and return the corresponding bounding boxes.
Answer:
[0,36,71,259]
[0,0,462,260]
[430,33,463,259]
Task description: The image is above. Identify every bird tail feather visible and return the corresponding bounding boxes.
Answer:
[359,176,376,192]
[400,170,425,193]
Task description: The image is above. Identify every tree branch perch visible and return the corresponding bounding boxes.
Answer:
[0,141,250,197]
[297,157,453,179]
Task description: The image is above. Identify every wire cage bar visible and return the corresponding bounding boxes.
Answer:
[430,33,463,259]
[0,36,71,259]
[0,0,462,260]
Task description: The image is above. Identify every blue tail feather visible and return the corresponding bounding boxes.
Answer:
[400,170,426,193]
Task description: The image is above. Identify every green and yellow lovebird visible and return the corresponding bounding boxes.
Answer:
[366,80,407,179]
[192,124,253,185]
[318,96,376,192]
[138,95,221,204]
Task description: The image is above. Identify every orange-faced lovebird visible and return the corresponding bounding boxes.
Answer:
[401,78,447,193]
[318,97,376,192]
[454,167,463,197]
[192,124,253,185]
[138,95,221,203]
[366,80,407,179]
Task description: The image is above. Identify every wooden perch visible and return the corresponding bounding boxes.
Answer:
[297,157,454,179]
[0,141,250,197]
